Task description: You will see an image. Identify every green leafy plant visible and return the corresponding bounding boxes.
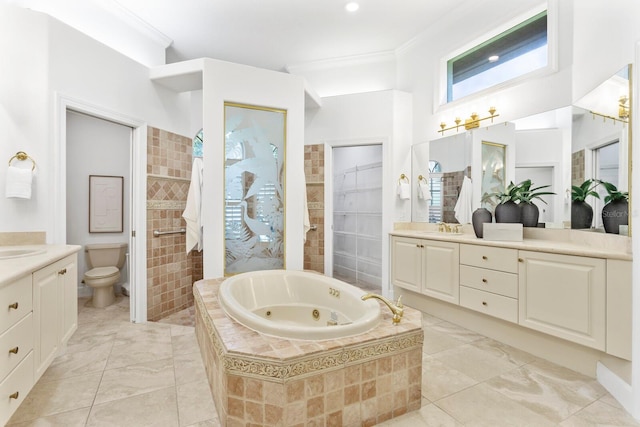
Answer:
[571,179,601,202]
[600,181,629,203]
[516,179,555,204]
[482,181,521,204]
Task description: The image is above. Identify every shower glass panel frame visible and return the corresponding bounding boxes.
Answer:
[223,102,286,275]
[332,145,383,293]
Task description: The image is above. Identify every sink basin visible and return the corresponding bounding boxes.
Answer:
[0,248,46,260]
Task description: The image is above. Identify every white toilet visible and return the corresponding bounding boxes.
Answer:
[84,243,128,308]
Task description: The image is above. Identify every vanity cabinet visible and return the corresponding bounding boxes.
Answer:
[606,259,631,360]
[459,245,518,323]
[391,236,459,304]
[1,250,78,426]
[33,254,78,380]
[518,250,606,351]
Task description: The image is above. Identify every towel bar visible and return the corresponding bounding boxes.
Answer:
[153,228,186,237]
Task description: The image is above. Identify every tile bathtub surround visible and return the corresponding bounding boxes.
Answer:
[0,231,46,245]
[304,144,325,273]
[194,277,424,426]
[146,126,203,321]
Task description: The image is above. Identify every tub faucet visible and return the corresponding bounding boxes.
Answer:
[361,294,404,324]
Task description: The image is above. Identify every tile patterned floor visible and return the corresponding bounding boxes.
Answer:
[6,296,640,426]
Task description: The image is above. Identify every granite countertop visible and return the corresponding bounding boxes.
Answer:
[0,244,82,288]
[390,227,632,261]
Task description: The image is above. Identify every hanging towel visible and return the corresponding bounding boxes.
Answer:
[5,166,33,199]
[418,180,431,200]
[303,185,311,243]
[454,176,473,224]
[397,182,411,200]
[182,157,203,253]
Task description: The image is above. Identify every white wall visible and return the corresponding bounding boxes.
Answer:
[201,59,306,279]
[0,4,192,242]
[66,111,131,291]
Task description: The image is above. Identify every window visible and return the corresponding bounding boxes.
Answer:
[447,10,548,102]
[428,161,443,223]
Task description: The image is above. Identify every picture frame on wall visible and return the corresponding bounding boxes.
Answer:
[89,175,124,233]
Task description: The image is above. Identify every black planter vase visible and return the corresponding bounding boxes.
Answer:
[495,201,521,223]
[602,199,629,234]
[520,202,539,227]
[472,208,492,238]
[571,201,593,229]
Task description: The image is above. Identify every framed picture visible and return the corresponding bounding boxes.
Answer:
[89,175,124,233]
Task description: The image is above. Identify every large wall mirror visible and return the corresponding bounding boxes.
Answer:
[412,64,631,235]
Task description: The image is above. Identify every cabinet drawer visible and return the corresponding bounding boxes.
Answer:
[460,286,518,323]
[0,351,34,427]
[460,244,518,273]
[460,265,518,298]
[0,275,32,333]
[0,312,33,380]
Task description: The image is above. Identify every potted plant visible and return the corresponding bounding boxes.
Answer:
[516,179,555,227]
[571,179,600,229]
[600,181,629,234]
[484,181,522,223]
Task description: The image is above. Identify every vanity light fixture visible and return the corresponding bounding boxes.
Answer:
[438,106,500,134]
[619,95,630,119]
[345,2,360,12]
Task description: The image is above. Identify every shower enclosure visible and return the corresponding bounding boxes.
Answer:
[332,145,382,293]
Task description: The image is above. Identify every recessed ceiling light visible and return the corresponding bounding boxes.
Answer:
[345,2,360,12]
[488,55,500,62]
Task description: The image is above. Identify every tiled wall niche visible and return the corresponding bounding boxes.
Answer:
[146,127,203,321]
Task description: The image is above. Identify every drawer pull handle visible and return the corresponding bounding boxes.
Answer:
[58,268,67,275]
[9,391,19,400]
[482,256,488,260]
[482,301,488,306]
[8,302,18,310]
[9,346,19,355]
[518,258,524,262]
[482,278,487,283]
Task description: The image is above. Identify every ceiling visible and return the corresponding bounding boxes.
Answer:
[18,0,476,72]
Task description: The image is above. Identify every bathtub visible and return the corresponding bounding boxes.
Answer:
[218,269,381,340]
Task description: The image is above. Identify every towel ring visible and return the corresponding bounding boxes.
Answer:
[398,173,410,184]
[418,175,428,184]
[8,151,36,171]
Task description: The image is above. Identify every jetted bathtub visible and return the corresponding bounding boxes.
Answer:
[218,270,382,340]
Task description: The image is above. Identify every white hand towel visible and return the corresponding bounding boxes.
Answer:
[303,185,311,243]
[6,166,33,199]
[454,176,473,224]
[418,181,431,200]
[182,157,203,253]
[397,182,411,200]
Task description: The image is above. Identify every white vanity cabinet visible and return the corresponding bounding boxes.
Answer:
[33,254,78,379]
[459,244,518,323]
[391,236,459,304]
[0,250,78,426]
[606,259,632,360]
[0,275,34,425]
[518,250,606,351]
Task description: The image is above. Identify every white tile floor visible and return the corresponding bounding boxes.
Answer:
[7,295,640,426]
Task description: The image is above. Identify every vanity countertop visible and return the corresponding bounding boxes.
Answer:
[390,227,632,261]
[0,244,82,288]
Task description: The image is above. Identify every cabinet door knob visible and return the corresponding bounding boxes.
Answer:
[482,278,488,283]
[58,268,67,275]
[482,256,488,260]
[518,258,524,262]
[8,302,18,310]
[9,346,19,355]
[9,391,19,400]
[482,301,488,306]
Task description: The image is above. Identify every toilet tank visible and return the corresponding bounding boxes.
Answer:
[85,243,128,269]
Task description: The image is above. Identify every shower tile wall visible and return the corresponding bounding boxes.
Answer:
[442,167,471,224]
[304,144,325,273]
[146,127,203,321]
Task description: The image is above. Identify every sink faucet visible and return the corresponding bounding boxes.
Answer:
[361,294,404,324]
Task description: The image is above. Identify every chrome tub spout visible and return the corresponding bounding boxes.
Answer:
[361,294,404,324]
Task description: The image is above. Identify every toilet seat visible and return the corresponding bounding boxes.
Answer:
[84,266,119,280]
